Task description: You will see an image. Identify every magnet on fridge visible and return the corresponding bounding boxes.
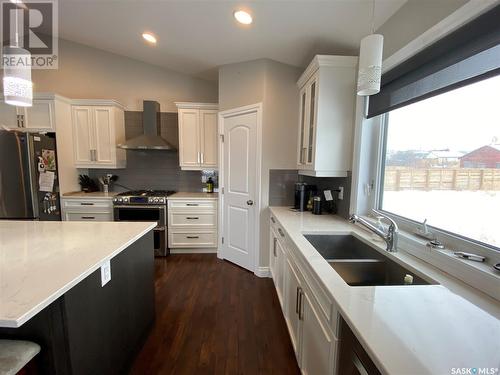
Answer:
[38,157,46,172]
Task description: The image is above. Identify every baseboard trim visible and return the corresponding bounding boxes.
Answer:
[170,248,218,254]
[255,266,271,278]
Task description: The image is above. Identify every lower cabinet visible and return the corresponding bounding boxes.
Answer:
[61,197,114,221]
[284,257,302,358]
[167,198,218,249]
[270,213,339,374]
[301,291,338,375]
[270,227,286,307]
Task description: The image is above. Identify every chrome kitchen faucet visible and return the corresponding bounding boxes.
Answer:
[349,210,399,252]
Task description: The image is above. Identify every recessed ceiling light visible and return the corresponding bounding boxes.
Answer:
[234,10,253,25]
[142,32,157,45]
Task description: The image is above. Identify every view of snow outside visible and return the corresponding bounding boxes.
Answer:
[381,75,500,249]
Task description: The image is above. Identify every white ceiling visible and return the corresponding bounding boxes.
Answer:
[59,0,407,81]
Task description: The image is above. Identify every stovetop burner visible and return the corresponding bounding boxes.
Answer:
[116,190,176,197]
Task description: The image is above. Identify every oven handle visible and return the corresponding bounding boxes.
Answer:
[154,226,166,231]
[113,205,166,209]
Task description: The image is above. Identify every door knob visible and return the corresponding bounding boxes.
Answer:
[246,200,254,206]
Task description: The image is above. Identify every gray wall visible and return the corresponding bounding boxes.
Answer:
[31,39,218,112]
[377,0,468,59]
[269,169,352,219]
[89,111,209,192]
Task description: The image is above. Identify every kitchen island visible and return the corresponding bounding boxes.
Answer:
[0,220,157,375]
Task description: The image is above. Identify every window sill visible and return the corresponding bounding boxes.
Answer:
[398,230,500,301]
[359,215,500,302]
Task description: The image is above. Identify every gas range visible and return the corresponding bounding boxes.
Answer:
[112,190,176,205]
[113,190,176,257]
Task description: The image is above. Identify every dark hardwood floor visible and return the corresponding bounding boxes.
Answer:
[129,254,300,375]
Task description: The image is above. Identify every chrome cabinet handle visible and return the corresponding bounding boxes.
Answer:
[246,200,254,206]
[273,237,277,257]
[186,203,199,206]
[271,217,275,223]
[186,217,199,220]
[80,202,94,206]
[186,236,199,239]
[278,228,284,237]
[81,216,95,219]
[298,288,304,320]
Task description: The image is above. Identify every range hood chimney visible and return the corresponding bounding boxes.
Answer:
[118,100,176,150]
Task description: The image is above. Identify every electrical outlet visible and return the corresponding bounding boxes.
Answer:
[101,260,111,287]
[338,186,344,200]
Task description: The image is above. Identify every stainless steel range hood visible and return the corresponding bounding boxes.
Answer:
[118,100,176,150]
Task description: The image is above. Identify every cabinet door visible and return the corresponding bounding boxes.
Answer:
[24,100,54,131]
[297,86,308,166]
[284,257,302,360]
[72,106,94,164]
[0,101,20,128]
[269,229,278,281]
[275,238,286,308]
[199,109,218,168]
[93,107,114,164]
[301,291,336,375]
[306,76,318,165]
[178,108,200,168]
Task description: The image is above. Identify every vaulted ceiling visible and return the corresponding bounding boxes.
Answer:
[59,0,407,80]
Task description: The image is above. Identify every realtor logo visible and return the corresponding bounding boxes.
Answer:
[1,0,58,69]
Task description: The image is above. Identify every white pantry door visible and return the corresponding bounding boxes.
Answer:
[221,110,258,271]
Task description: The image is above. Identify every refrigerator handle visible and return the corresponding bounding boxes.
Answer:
[27,135,40,218]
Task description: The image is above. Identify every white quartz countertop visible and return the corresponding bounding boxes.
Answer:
[269,207,500,375]
[0,221,156,328]
[167,192,218,200]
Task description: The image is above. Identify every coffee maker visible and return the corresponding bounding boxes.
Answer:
[294,182,317,211]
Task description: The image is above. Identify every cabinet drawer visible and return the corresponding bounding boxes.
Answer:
[169,212,216,228]
[62,199,112,210]
[168,230,217,248]
[64,212,113,221]
[168,199,216,212]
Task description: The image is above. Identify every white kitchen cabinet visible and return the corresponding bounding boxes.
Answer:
[175,102,218,170]
[0,98,54,131]
[284,256,302,359]
[296,55,358,177]
[167,197,218,250]
[270,213,340,373]
[301,291,338,375]
[61,197,114,221]
[71,100,126,169]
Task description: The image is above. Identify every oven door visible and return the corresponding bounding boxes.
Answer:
[113,205,168,256]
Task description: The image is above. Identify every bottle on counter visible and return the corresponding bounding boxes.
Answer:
[206,177,214,193]
[312,196,322,215]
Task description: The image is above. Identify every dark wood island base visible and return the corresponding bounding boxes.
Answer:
[0,232,155,375]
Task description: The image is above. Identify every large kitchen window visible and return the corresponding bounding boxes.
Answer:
[378,74,500,249]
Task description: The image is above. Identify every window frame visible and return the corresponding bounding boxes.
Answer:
[376,104,500,254]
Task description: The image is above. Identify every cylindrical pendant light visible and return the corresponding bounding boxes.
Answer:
[357,34,384,96]
[3,46,33,107]
[357,0,384,96]
[2,3,33,107]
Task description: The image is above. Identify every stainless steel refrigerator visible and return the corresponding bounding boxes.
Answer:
[0,130,61,221]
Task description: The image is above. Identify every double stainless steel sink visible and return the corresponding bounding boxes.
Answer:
[305,234,436,287]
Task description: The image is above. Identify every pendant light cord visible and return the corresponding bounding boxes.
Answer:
[371,0,376,34]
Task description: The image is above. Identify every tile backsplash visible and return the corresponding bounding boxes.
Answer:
[89,111,216,192]
[269,169,352,219]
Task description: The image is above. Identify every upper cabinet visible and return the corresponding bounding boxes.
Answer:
[296,55,358,177]
[175,102,218,170]
[71,100,126,169]
[0,97,55,131]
